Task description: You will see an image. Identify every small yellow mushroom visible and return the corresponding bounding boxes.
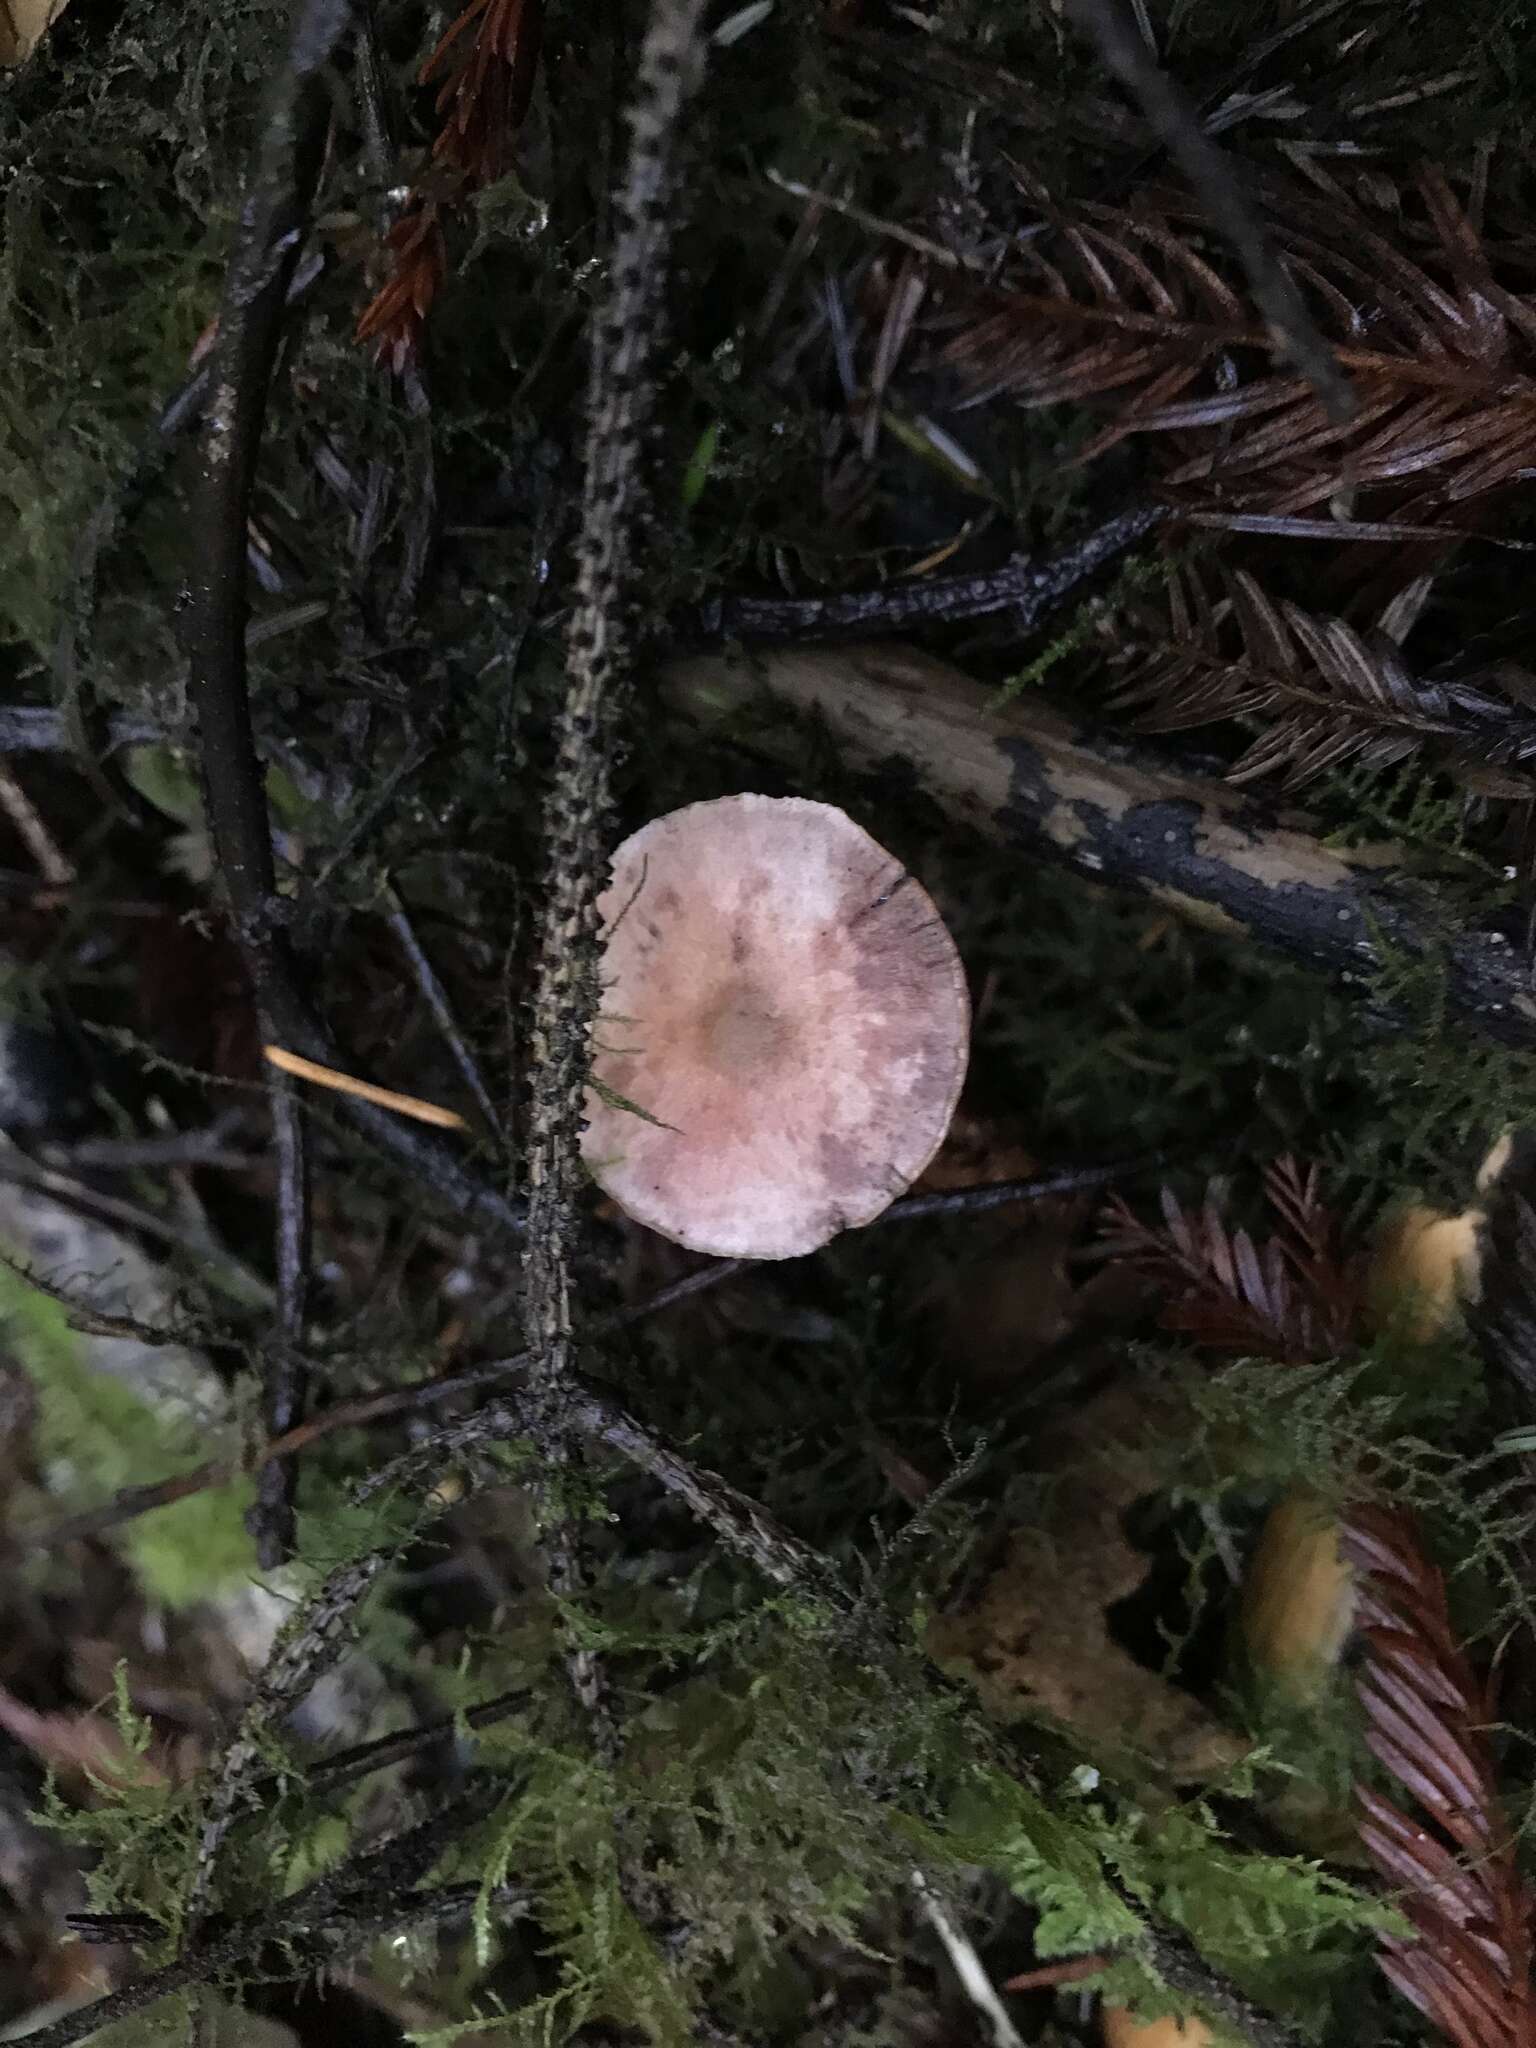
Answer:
[1368,1202,1482,1342]
[1240,1492,1354,1700]
[1101,2005,1215,2048]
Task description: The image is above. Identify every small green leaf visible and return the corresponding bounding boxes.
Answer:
[682,421,721,508]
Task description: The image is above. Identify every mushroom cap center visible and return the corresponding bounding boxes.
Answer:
[698,979,794,1072]
[582,792,971,1260]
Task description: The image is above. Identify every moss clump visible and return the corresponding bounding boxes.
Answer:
[0,1264,255,1607]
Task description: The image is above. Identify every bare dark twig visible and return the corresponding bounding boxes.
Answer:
[1061,0,1352,421]
[49,243,324,815]
[174,0,522,1242]
[290,1685,531,1799]
[0,707,158,753]
[23,1160,1158,1549]
[180,0,348,935]
[887,1155,1166,1221]
[695,504,1161,646]
[0,1151,272,1306]
[30,1464,225,1545]
[384,882,507,1142]
[251,1073,309,1567]
[42,1124,261,1172]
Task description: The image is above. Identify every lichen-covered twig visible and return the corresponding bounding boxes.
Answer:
[353,1339,1304,2048]
[519,0,711,1725]
[21,1800,528,2048]
[185,1548,393,1927]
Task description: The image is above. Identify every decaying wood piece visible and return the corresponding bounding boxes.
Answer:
[662,643,1536,1048]
[927,1380,1247,1781]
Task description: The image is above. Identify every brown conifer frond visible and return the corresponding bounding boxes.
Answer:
[354,200,449,375]
[938,165,1536,530]
[1098,1155,1361,1363]
[1340,1503,1536,2048]
[1109,563,1536,796]
[354,0,543,370]
[1104,1159,1536,2039]
[421,0,543,187]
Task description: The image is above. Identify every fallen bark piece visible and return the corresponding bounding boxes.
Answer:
[0,0,72,65]
[662,643,1536,1049]
[927,1380,1248,1781]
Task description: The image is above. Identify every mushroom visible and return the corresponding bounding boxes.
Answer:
[581,794,970,1259]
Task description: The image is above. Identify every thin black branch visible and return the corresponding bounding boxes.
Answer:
[175,0,523,1245]
[251,1071,309,1566]
[179,0,349,929]
[22,1160,1153,1550]
[1062,0,1352,420]
[0,1150,272,1305]
[1123,1900,1306,2048]
[384,883,507,1142]
[882,1156,1167,1221]
[50,236,322,818]
[694,504,1161,646]
[40,1121,257,1172]
[294,1684,531,1800]
[0,707,158,753]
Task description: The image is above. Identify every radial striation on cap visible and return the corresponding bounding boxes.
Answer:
[582,794,971,1259]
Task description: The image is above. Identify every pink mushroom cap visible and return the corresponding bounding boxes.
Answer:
[582,794,971,1259]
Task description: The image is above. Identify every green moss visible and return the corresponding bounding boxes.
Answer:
[935,1763,1394,2039]
[0,1263,255,1607]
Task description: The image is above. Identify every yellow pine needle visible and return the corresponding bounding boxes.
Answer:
[262,1046,468,1130]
